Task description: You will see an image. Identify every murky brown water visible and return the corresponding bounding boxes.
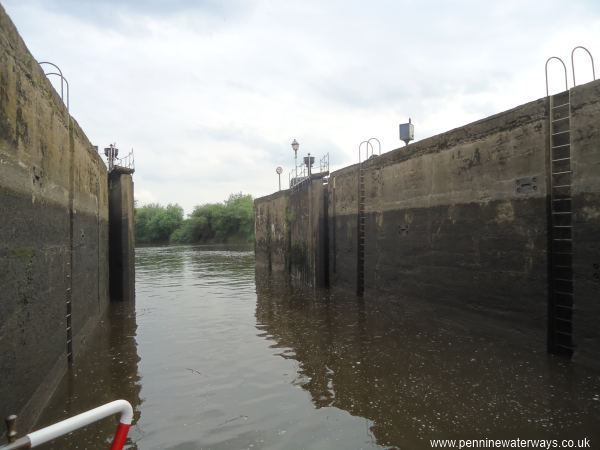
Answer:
[36,246,600,449]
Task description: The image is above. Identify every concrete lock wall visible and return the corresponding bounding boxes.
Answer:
[570,81,600,366]
[255,176,328,287]
[254,189,290,273]
[254,79,600,365]
[0,4,117,430]
[109,170,135,303]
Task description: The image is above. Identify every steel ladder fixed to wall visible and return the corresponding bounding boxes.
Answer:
[357,139,380,296]
[547,89,574,356]
[357,164,366,296]
[544,48,595,356]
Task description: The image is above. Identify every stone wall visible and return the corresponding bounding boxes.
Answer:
[0,4,110,429]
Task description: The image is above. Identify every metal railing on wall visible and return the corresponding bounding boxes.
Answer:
[101,144,135,173]
[116,149,135,171]
[545,46,596,96]
[289,163,309,189]
[358,137,382,164]
[319,153,329,174]
[571,46,595,87]
[38,61,69,114]
[289,152,330,190]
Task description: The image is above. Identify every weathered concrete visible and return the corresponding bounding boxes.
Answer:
[0,4,117,430]
[109,169,135,303]
[255,175,328,287]
[255,79,600,365]
[254,189,290,273]
[570,80,600,367]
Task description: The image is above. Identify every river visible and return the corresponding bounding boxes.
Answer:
[36,245,600,449]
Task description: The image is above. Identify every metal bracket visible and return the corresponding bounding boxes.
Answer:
[516,176,538,194]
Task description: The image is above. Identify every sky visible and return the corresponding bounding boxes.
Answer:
[3,0,600,214]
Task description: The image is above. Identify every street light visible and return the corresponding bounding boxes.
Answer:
[291,139,299,179]
[276,166,283,191]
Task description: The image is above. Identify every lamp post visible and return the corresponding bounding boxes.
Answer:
[291,139,299,180]
[276,166,283,191]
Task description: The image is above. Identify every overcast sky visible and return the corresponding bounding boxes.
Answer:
[3,0,600,213]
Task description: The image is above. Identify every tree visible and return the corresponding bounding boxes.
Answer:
[135,203,184,243]
[135,193,255,245]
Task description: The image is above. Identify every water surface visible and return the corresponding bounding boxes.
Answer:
[37,245,600,449]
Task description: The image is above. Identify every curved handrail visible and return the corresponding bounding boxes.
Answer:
[545,56,568,96]
[44,72,69,113]
[358,140,374,164]
[0,400,133,450]
[367,137,381,156]
[38,62,64,100]
[571,46,596,87]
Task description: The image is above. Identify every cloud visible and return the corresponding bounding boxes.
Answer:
[15,0,257,34]
[3,0,600,214]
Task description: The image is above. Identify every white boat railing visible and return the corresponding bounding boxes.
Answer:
[1,400,133,450]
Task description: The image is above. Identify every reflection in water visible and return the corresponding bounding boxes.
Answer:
[36,302,142,449]
[34,246,599,450]
[255,269,600,448]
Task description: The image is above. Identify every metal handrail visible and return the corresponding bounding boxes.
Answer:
[545,56,568,96]
[367,138,381,156]
[1,400,133,450]
[44,72,69,113]
[358,140,374,164]
[38,62,64,100]
[571,46,596,87]
[115,149,135,171]
[319,153,329,173]
[289,163,308,189]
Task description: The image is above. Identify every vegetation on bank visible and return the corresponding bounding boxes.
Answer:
[135,193,254,245]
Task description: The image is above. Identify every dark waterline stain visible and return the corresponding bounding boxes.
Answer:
[35,246,600,449]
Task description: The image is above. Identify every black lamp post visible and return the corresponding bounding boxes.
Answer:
[291,139,299,179]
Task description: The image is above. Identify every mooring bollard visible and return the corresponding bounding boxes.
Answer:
[1,400,133,450]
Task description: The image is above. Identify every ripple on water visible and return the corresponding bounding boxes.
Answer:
[34,245,600,450]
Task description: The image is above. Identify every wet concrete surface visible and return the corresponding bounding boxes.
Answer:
[35,246,600,449]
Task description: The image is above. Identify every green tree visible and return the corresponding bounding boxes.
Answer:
[135,203,184,243]
[135,193,254,245]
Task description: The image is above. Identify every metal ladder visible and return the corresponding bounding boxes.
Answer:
[357,166,366,296]
[355,139,380,297]
[548,90,574,356]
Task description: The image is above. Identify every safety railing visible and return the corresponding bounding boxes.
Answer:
[115,149,135,171]
[319,153,329,174]
[1,400,133,450]
[289,163,309,189]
